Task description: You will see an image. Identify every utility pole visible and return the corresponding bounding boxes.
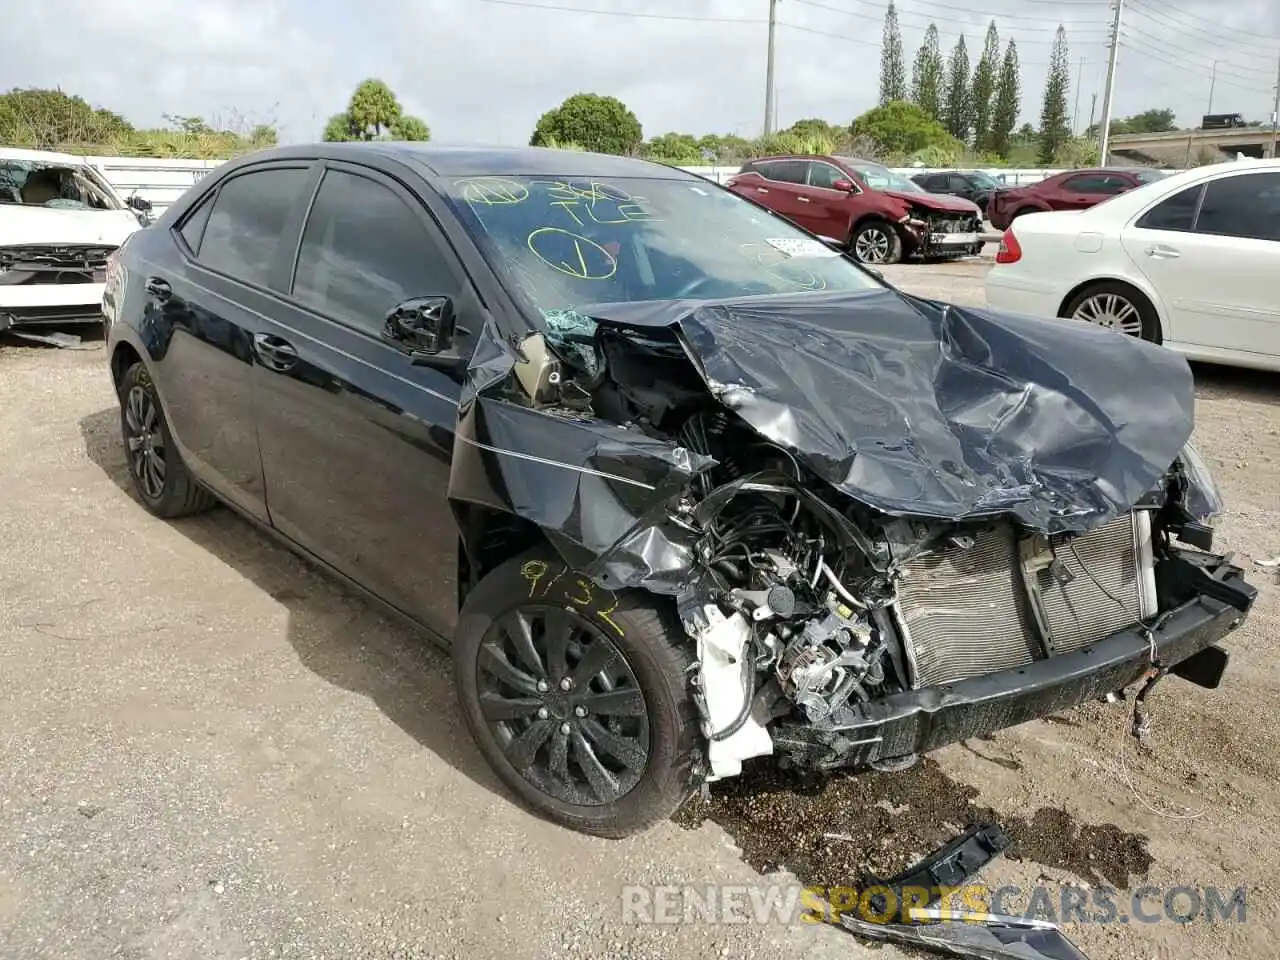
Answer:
[1271,52,1280,158]
[1098,0,1124,165]
[764,0,779,136]
[1206,60,1218,114]
[1089,93,1098,136]
[1072,56,1085,135]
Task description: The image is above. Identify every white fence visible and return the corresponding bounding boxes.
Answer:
[87,155,1068,217]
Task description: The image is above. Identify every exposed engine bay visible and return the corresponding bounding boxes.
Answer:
[494,302,1252,782]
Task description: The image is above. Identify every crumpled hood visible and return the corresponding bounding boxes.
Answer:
[583,289,1195,535]
[883,189,982,215]
[0,205,140,247]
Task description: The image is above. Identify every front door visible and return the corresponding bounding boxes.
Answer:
[253,162,473,636]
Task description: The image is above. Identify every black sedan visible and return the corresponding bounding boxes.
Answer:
[103,143,1252,838]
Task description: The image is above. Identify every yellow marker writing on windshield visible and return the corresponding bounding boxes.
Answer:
[527,227,617,280]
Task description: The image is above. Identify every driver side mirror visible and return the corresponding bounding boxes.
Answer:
[383,296,467,373]
[832,179,855,192]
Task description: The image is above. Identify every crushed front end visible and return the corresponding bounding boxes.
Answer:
[0,243,116,331]
[900,210,985,259]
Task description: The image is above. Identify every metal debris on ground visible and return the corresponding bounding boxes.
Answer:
[8,330,90,349]
[861,822,1011,917]
[840,910,1090,960]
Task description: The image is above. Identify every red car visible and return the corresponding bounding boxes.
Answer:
[727,155,984,264]
[986,167,1166,231]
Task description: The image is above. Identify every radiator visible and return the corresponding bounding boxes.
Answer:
[890,512,1158,688]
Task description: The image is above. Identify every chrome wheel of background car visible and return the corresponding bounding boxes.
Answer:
[1071,293,1144,336]
[854,226,892,264]
[475,604,650,807]
[124,385,166,500]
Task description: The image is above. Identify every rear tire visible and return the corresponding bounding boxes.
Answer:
[851,219,903,265]
[118,362,217,518]
[452,548,700,838]
[1060,281,1161,343]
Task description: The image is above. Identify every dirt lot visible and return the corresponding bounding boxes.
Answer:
[2,259,1278,959]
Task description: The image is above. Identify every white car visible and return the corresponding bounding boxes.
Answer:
[1,147,149,336]
[985,158,1280,373]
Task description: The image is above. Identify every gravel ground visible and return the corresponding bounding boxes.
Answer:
[2,260,1277,960]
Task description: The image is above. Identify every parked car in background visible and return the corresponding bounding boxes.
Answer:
[910,169,1003,215]
[727,155,984,264]
[986,158,1280,372]
[104,143,1251,840]
[1,146,152,335]
[986,167,1165,231]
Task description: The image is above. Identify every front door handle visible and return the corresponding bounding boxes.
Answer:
[144,277,171,301]
[252,333,298,372]
[1145,245,1181,260]
[798,196,811,203]
[756,187,769,194]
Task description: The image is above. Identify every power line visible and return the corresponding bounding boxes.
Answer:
[1137,0,1280,46]
[793,0,1108,31]
[1119,42,1274,96]
[469,0,764,24]
[778,20,1052,65]
[1126,0,1279,60]
[1120,23,1274,83]
[789,0,1107,46]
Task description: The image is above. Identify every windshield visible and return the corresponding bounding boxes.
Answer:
[0,160,121,210]
[847,164,925,193]
[1132,168,1166,183]
[443,175,882,320]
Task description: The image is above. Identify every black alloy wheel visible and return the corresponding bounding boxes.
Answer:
[123,383,166,501]
[476,604,649,807]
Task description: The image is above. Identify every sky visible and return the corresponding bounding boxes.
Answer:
[3,0,1278,146]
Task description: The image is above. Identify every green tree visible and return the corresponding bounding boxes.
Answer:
[942,35,972,141]
[784,117,840,141]
[879,1,906,106]
[530,93,642,155]
[971,21,1000,152]
[1119,108,1177,134]
[323,79,430,142]
[910,25,944,120]
[0,87,133,149]
[990,40,1021,159]
[1038,26,1071,164]
[645,132,703,163]
[390,115,431,141]
[851,99,961,158]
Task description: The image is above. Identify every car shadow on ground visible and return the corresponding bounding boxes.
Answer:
[77,405,504,797]
[1192,361,1280,408]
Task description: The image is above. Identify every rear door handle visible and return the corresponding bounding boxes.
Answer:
[144,277,171,300]
[756,187,769,194]
[252,333,298,372]
[1145,245,1181,259]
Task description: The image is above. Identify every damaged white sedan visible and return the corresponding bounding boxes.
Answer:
[1,147,149,336]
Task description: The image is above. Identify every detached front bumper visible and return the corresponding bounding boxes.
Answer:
[0,283,107,331]
[775,552,1256,769]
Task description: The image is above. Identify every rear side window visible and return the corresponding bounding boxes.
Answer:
[178,193,214,254]
[198,168,311,286]
[1063,173,1130,194]
[1135,185,1203,233]
[1194,172,1280,242]
[759,160,808,184]
[291,169,459,335]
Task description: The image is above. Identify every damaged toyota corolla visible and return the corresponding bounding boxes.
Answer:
[104,144,1255,838]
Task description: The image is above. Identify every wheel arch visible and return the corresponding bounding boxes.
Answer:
[1057,275,1166,343]
[110,340,144,391]
[453,502,552,609]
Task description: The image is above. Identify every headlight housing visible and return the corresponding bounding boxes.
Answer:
[1178,442,1223,521]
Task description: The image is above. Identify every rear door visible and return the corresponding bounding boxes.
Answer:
[741,160,811,228]
[142,162,317,521]
[252,161,471,635]
[1123,171,1280,357]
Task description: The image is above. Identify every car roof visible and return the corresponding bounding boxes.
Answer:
[0,146,92,165]
[224,143,698,180]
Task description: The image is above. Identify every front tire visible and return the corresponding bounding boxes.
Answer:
[851,219,903,265]
[452,549,700,838]
[118,362,217,518]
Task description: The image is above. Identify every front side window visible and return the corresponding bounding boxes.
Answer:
[1194,172,1280,242]
[1134,184,1203,233]
[1063,174,1130,194]
[292,169,459,334]
[198,168,310,286]
[807,163,848,189]
[844,162,925,193]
